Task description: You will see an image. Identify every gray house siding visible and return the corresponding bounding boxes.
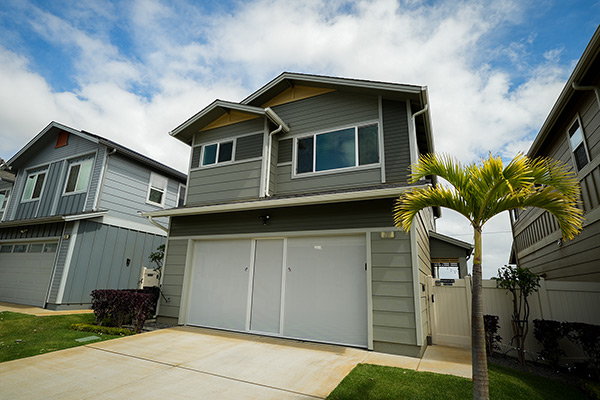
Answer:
[271,91,383,195]
[157,239,188,322]
[187,160,262,205]
[169,199,396,238]
[187,120,265,205]
[513,82,600,281]
[97,153,178,227]
[59,220,165,305]
[382,99,411,183]
[46,221,76,303]
[371,231,417,355]
[14,200,38,220]
[37,162,62,217]
[0,222,63,241]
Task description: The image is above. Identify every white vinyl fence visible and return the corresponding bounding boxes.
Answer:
[428,277,600,363]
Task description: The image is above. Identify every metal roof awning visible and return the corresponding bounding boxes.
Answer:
[0,211,108,228]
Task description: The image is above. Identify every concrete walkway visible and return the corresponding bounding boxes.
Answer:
[0,301,93,316]
[0,326,471,399]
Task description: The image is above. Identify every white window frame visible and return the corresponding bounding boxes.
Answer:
[146,172,168,208]
[63,158,94,195]
[566,115,591,173]
[292,121,381,178]
[200,139,236,168]
[21,170,48,202]
[0,189,10,213]
[177,183,187,207]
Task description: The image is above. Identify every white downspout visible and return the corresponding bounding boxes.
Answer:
[410,104,429,163]
[572,82,600,108]
[263,124,283,197]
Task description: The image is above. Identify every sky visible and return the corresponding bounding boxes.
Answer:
[0,0,598,278]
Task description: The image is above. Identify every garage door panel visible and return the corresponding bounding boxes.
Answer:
[187,239,252,331]
[0,252,56,307]
[284,236,367,347]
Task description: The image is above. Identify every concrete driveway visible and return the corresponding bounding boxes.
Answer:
[0,326,471,399]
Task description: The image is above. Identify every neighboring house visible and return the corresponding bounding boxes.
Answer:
[0,122,187,309]
[0,169,15,221]
[510,26,600,281]
[145,73,471,358]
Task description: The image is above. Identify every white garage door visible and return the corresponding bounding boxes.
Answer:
[0,242,58,307]
[187,235,367,347]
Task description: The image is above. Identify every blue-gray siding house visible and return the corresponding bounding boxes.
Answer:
[145,73,471,358]
[0,122,186,309]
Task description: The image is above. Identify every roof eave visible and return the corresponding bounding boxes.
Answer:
[528,26,600,157]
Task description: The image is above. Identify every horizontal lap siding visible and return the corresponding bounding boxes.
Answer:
[170,199,395,237]
[371,231,417,347]
[271,91,382,194]
[158,239,188,319]
[518,219,600,281]
[382,99,410,183]
[513,86,600,281]
[195,119,265,145]
[98,154,179,227]
[276,165,381,195]
[187,160,262,204]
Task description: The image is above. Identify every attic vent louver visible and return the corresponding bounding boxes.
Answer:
[56,131,69,148]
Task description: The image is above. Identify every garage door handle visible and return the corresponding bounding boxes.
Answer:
[288,267,291,272]
[244,266,248,271]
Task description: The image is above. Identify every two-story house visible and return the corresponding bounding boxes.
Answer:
[510,26,600,282]
[145,73,471,358]
[0,121,187,309]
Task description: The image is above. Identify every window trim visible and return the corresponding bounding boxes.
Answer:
[21,170,48,203]
[146,172,168,208]
[0,189,10,212]
[177,183,187,207]
[566,114,591,173]
[292,120,381,178]
[63,158,94,196]
[200,139,236,168]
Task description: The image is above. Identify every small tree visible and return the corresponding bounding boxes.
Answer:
[495,264,540,365]
[148,244,165,279]
[484,314,502,357]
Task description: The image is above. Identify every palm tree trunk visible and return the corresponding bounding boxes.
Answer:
[472,227,489,400]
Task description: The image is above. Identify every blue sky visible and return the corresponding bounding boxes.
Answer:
[0,0,598,276]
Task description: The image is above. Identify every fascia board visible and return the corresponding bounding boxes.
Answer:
[143,185,428,218]
[241,72,424,105]
[7,122,99,167]
[169,100,266,141]
[528,26,600,157]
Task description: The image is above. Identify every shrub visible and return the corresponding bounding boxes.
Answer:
[565,322,600,380]
[533,319,566,370]
[70,323,135,336]
[90,289,155,333]
[484,314,502,357]
[580,381,600,400]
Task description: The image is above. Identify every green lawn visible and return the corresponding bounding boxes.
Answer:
[0,311,121,363]
[326,363,585,400]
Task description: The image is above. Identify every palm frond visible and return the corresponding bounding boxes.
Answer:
[394,186,474,232]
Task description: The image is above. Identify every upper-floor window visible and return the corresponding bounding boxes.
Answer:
[64,159,93,194]
[202,140,234,166]
[147,172,168,207]
[295,123,379,175]
[0,189,9,212]
[22,170,47,201]
[568,118,590,171]
[177,184,186,207]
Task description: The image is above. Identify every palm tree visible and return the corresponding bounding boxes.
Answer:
[393,153,583,400]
